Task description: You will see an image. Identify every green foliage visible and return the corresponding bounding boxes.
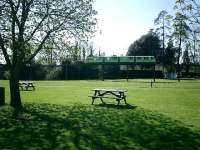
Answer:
[154,0,200,71]
[154,10,173,37]
[154,10,173,65]
[172,4,192,76]
[0,0,97,107]
[127,30,162,62]
[164,40,178,72]
[3,71,10,80]
[45,67,62,80]
[0,103,200,150]
[182,45,191,75]
[174,0,200,67]
[0,0,97,64]
[172,12,190,41]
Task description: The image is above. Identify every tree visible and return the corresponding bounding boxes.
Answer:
[154,10,173,70]
[37,40,57,65]
[182,43,191,75]
[127,30,162,62]
[173,0,200,79]
[189,30,200,75]
[175,0,200,24]
[174,0,200,74]
[164,40,178,73]
[172,11,190,79]
[0,0,97,107]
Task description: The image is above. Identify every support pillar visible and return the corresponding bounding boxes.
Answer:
[153,64,156,82]
[126,65,129,82]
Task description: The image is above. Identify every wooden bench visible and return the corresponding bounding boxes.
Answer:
[89,88,127,105]
[19,81,35,91]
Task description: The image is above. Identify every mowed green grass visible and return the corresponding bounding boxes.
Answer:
[1,79,200,149]
[1,79,200,130]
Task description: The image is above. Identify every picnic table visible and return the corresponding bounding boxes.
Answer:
[89,88,127,105]
[19,81,35,91]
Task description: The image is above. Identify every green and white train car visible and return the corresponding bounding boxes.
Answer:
[86,56,104,64]
[86,56,156,65]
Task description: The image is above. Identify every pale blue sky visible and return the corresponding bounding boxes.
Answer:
[92,0,175,56]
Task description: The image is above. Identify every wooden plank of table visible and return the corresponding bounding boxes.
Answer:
[92,88,127,92]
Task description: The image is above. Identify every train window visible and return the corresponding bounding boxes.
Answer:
[137,57,142,60]
[144,57,148,60]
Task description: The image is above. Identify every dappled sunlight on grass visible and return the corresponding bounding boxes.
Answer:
[0,103,200,150]
[1,79,200,130]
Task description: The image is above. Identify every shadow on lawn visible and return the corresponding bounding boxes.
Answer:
[96,103,137,109]
[0,103,200,150]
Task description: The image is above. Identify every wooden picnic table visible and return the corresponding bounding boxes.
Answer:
[89,88,127,105]
[19,81,35,91]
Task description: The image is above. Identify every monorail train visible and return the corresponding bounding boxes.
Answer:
[85,56,156,65]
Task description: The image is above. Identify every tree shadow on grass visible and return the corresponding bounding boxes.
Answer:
[96,103,137,110]
[0,103,200,150]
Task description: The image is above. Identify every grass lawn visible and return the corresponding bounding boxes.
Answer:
[0,79,200,149]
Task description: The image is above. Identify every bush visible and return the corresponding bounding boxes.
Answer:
[3,71,10,79]
[45,67,62,80]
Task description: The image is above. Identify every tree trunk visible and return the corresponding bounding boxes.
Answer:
[177,33,182,82]
[184,63,190,76]
[162,18,165,74]
[9,70,22,107]
[177,55,181,82]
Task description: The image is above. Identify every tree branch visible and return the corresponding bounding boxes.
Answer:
[26,30,52,63]
[26,1,49,42]
[0,33,11,66]
[26,17,68,64]
[25,14,48,42]
[8,0,20,28]
[19,0,33,41]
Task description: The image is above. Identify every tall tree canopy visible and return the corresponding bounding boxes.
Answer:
[0,0,97,107]
[153,0,200,78]
[127,30,162,62]
[174,0,200,71]
[164,40,178,72]
[154,10,173,68]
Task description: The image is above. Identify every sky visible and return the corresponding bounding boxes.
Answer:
[92,0,175,56]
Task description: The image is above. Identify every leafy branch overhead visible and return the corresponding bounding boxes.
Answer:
[0,0,97,65]
[0,0,97,107]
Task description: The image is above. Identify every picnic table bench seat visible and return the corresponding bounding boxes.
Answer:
[88,95,125,100]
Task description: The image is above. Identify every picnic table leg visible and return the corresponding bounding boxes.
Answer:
[92,97,95,105]
[100,97,105,104]
[117,99,120,105]
[19,86,22,91]
[91,90,98,105]
[124,97,127,104]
